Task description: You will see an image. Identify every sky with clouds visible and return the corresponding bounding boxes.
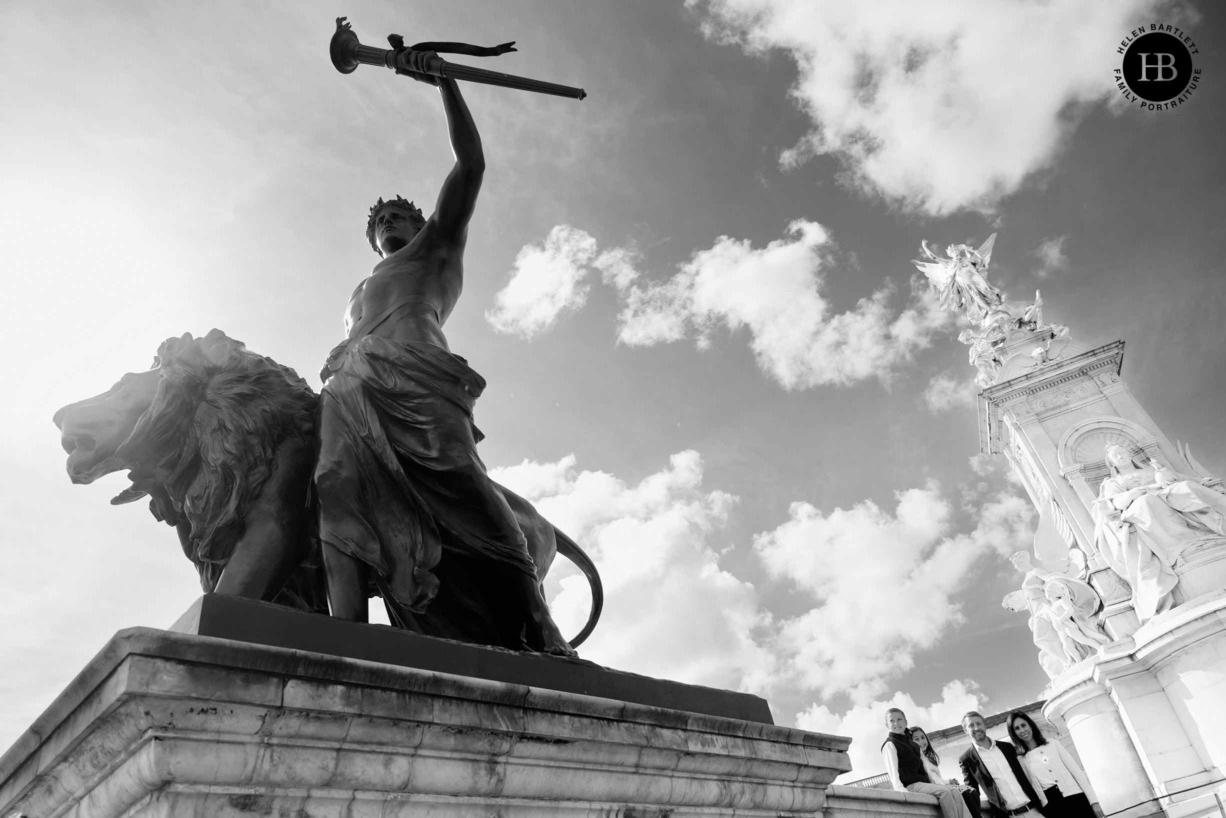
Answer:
[2,0,1224,783]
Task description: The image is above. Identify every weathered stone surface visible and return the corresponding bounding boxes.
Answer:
[173,593,774,724]
[1045,590,1226,818]
[827,785,946,818]
[0,603,863,817]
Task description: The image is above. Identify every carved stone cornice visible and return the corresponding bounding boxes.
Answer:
[978,341,1125,453]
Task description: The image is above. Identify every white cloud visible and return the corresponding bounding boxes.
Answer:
[496,221,951,389]
[798,680,985,784]
[487,230,646,338]
[969,453,1000,478]
[486,225,600,337]
[1034,236,1069,278]
[614,272,693,346]
[492,452,1032,713]
[618,220,951,389]
[594,246,643,291]
[968,453,1027,493]
[688,0,1162,214]
[923,372,978,413]
[490,451,777,692]
[755,486,1033,701]
[965,491,1034,558]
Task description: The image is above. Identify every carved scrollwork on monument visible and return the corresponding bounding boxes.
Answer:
[1033,393,1064,414]
[1068,427,1138,467]
[1032,379,1097,416]
[1009,398,1037,420]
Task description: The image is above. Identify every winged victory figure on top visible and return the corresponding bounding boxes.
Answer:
[913,232,1003,323]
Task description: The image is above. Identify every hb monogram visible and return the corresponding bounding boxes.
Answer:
[1137,53,1178,82]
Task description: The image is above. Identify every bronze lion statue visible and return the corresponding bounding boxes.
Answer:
[54,330,602,649]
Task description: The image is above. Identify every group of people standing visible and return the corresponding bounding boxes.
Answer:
[882,708,1105,818]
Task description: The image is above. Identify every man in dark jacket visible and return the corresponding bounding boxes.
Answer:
[959,712,1047,818]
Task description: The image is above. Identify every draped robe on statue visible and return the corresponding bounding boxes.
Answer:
[1093,467,1226,620]
[314,335,538,615]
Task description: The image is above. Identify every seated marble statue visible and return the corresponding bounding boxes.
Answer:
[1092,444,1226,621]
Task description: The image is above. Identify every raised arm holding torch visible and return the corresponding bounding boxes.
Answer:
[330,17,587,100]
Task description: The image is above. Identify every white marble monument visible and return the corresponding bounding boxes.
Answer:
[916,236,1226,818]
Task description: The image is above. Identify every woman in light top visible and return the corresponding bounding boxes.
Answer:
[1007,711,1104,818]
[909,726,980,818]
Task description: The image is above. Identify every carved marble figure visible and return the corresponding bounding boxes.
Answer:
[958,325,1004,388]
[913,234,1076,393]
[1015,291,1043,331]
[1009,550,1053,591]
[1044,577,1109,660]
[913,233,1003,323]
[1004,551,1109,676]
[1003,588,1068,679]
[54,331,604,651]
[1092,444,1226,621]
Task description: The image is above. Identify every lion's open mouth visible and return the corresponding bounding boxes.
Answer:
[65,443,122,485]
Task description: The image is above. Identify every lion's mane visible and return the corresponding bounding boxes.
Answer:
[115,329,318,591]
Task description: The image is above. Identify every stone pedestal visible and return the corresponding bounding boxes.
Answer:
[0,595,855,817]
[1045,590,1226,818]
[1041,678,1159,818]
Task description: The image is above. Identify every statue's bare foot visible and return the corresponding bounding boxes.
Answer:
[520,577,577,656]
[537,617,577,657]
[526,605,576,656]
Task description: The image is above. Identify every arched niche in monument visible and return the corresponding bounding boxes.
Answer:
[1056,416,1160,508]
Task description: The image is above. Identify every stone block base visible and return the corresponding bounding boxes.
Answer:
[0,596,852,817]
[1046,591,1226,818]
[826,785,948,818]
[1172,536,1226,603]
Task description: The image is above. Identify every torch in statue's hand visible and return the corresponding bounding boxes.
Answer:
[331,18,585,100]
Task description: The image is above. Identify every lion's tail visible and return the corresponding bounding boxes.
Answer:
[553,527,603,649]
